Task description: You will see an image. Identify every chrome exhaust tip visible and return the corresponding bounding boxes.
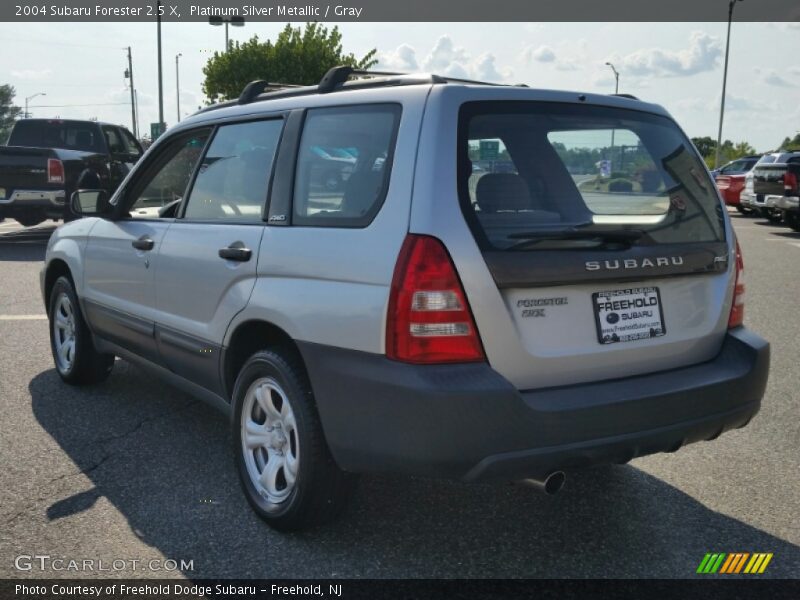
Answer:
[521,471,566,495]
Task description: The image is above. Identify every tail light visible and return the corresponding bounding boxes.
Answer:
[728,239,745,329]
[386,234,484,364]
[784,171,798,195]
[47,158,64,184]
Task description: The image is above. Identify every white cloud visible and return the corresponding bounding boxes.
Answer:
[371,35,513,82]
[473,53,509,83]
[422,35,470,73]
[676,93,774,114]
[762,70,795,88]
[526,45,556,63]
[11,68,52,80]
[377,43,419,71]
[614,31,722,78]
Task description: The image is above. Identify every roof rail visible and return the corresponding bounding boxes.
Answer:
[612,93,639,100]
[198,67,519,114]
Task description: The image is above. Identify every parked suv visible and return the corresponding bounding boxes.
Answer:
[42,68,770,530]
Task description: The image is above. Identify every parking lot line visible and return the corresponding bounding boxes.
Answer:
[0,314,47,320]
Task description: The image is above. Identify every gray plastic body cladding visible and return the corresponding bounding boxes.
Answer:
[298,327,768,481]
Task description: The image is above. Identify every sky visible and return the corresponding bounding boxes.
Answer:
[1,21,798,152]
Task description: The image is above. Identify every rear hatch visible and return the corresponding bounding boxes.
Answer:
[753,163,790,196]
[456,100,731,389]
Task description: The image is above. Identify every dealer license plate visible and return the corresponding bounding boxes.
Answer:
[592,287,666,345]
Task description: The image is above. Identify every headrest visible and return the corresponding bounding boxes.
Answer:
[476,173,533,213]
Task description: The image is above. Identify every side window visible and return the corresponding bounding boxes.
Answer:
[119,128,143,157]
[183,119,282,221]
[292,104,401,227]
[103,126,124,154]
[127,132,210,219]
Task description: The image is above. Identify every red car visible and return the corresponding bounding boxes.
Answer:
[714,156,760,213]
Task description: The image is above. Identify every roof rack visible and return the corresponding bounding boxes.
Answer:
[238,81,302,104]
[611,93,639,101]
[199,66,518,114]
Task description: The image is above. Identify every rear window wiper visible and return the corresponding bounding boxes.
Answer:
[506,227,645,250]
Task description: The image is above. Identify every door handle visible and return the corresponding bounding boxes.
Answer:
[132,236,154,251]
[219,245,252,262]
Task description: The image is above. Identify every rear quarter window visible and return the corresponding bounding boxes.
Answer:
[292,104,401,228]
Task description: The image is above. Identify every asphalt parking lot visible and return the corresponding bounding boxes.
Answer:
[0,212,798,580]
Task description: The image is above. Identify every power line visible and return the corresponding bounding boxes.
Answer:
[0,37,123,50]
[28,102,131,108]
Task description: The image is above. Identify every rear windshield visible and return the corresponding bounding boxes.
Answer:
[458,102,725,251]
[9,120,104,153]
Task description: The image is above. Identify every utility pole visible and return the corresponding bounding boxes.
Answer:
[716,0,743,169]
[156,0,164,135]
[606,62,620,158]
[126,47,137,137]
[175,53,182,122]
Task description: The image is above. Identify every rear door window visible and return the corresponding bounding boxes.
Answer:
[292,104,401,227]
[459,102,725,251]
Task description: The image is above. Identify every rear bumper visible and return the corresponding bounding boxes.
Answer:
[0,189,66,216]
[300,328,769,481]
[775,196,799,212]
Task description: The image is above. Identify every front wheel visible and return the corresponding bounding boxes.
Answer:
[48,276,114,384]
[232,349,354,531]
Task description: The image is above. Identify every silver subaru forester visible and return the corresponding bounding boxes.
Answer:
[41,67,769,530]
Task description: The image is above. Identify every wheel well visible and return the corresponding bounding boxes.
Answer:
[223,320,305,400]
[44,259,73,308]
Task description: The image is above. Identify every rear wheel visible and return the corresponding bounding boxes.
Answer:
[232,349,354,531]
[766,209,783,224]
[785,212,800,233]
[15,213,46,227]
[48,276,114,384]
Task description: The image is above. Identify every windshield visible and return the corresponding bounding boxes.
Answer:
[458,102,725,251]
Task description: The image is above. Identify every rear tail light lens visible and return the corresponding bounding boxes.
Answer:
[784,171,798,195]
[47,158,64,184]
[386,235,485,364]
[728,239,745,328]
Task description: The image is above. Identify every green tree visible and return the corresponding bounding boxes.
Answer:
[691,136,716,158]
[0,84,22,144]
[778,133,800,151]
[202,23,377,103]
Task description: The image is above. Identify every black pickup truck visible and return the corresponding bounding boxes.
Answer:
[752,151,800,231]
[0,119,142,226]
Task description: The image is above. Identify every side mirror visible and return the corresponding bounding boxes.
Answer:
[70,189,110,217]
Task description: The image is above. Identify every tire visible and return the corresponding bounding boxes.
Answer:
[736,205,753,215]
[785,212,800,233]
[15,213,46,227]
[232,349,354,531]
[48,276,115,385]
[766,210,783,224]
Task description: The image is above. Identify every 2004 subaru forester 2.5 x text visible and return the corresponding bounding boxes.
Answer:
[41,67,770,530]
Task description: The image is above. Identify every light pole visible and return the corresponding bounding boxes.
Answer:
[175,53,182,122]
[209,15,245,52]
[24,92,46,118]
[156,0,164,136]
[605,62,620,160]
[715,0,743,169]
